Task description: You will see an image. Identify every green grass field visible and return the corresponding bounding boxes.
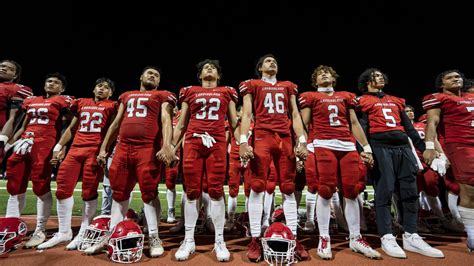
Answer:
[0,180,374,217]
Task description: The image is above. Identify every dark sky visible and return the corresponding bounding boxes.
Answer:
[3,1,472,114]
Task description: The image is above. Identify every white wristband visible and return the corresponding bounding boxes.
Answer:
[0,134,9,143]
[53,144,63,152]
[425,141,435,150]
[298,135,307,144]
[240,134,248,144]
[363,144,372,153]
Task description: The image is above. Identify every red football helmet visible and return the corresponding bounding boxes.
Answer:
[125,209,139,222]
[0,217,28,255]
[271,206,285,223]
[261,222,296,266]
[77,215,110,251]
[107,220,144,263]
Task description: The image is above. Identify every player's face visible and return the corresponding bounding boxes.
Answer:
[369,71,385,89]
[316,70,335,87]
[0,61,17,81]
[140,68,160,89]
[93,81,113,100]
[441,72,463,92]
[259,57,278,76]
[199,63,220,82]
[404,107,415,121]
[44,77,64,95]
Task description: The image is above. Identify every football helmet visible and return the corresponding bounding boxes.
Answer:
[107,220,144,263]
[0,217,27,255]
[125,209,139,222]
[77,215,110,251]
[261,222,296,266]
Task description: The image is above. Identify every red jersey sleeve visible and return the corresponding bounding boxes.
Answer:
[298,92,314,109]
[422,93,442,111]
[70,99,80,115]
[179,86,191,105]
[227,86,239,103]
[239,80,254,97]
[161,90,177,108]
[287,81,298,96]
[346,92,357,109]
[10,84,34,99]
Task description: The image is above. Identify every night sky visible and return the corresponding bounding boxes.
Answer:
[3,1,472,114]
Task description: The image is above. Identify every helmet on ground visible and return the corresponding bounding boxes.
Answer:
[77,215,110,251]
[107,220,144,263]
[261,222,296,266]
[0,217,27,255]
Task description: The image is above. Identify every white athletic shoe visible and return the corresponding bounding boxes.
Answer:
[24,230,46,248]
[317,236,332,260]
[349,235,381,259]
[303,220,316,233]
[403,233,444,258]
[213,240,230,262]
[175,239,195,261]
[84,232,110,255]
[149,233,164,257]
[381,234,406,258]
[37,230,73,250]
[66,234,81,250]
[167,208,177,223]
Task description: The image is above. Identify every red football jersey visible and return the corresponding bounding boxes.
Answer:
[118,90,176,145]
[422,93,474,145]
[239,79,298,135]
[0,82,33,128]
[70,98,118,147]
[355,94,406,134]
[299,91,356,141]
[23,95,73,140]
[179,86,238,142]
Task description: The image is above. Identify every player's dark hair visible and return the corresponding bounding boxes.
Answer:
[357,68,388,92]
[311,65,339,88]
[0,59,22,82]
[142,66,162,76]
[435,69,465,92]
[46,72,67,89]
[405,105,415,112]
[255,54,277,78]
[196,59,222,85]
[95,77,116,93]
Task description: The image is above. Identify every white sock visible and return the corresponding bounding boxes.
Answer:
[426,195,445,218]
[332,192,347,229]
[80,199,98,233]
[249,190,264,237]
[184,199,199,241]
[36,191,52,231]
[202,192,211,218]
[294,190,302,209]
[144,197,161,236]
[317,195,331,236]
[57,197,74,234]
[227,195,237,222]
[306,192,317,222]
[458,206,474,240]
[283,193,298,236]
[344,197,360,238]
[448,192,461,221]
[167,189,176,210]
[211,197,225,242]
[6,193,26,217]
[245,196,249,212]
[262,192,273,226]
[110,199,129,230]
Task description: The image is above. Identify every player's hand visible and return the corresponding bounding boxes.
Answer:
[360,152,374,169]
[50,150,66,166]
[296,159,304,173]
[239,143,254,160]
[423,149,437,165]
[294,144,308,161]
[156,145,175,166]
[97,150,108,168]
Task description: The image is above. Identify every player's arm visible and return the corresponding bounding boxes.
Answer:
[50,116,79,165]
[170,102,190,151]
[227,101,240,143]
[300,107,311,132]
[0,101,22,141]
[349,109,373,167]
[239,94,253,159]
[289,95,308,160]
[10,115,29,144]
[97,103,125,166]
[156,102,174,165]
[423,108,441,165]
